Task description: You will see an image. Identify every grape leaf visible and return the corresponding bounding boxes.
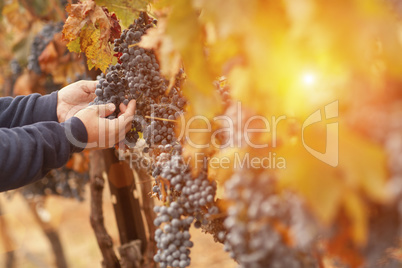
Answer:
[62,0,121,72]
[163,0,222,119]
[94,0,151,28]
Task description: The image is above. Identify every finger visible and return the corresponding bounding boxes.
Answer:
[118,100,136,117]
[124,100,136,117]
[119,102,128,114]
[119,99,136,114]
[101,100,136,146]
[102,114,133,146]
[96,119,113,148]
[121,100,136,132]
[120,112,135,135]
[116,109,135,140]
[96,103,116,118]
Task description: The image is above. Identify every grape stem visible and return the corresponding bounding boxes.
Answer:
[145,115,177,122]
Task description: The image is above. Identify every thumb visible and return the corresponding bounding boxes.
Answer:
[80,80,98,94]
[86,80,98,92]
[96,103,116,118]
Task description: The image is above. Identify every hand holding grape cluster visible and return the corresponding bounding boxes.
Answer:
[88,12,219,268]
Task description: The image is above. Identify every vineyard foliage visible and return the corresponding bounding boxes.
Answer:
[63,0,121,72]
[1,0,402,267]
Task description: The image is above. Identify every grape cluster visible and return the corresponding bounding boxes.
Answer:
[153,204,193,268]
[177,168,217,215]
[143,92,185,146]
[150,151,220,267]
[151,155,193,268]
[21,166,89,201]
[92,12,186,148]
[91,12,217,267]
[152,153,218,215]
[125,118,143,145]
[27,22,63,74]
[222,170,317,268]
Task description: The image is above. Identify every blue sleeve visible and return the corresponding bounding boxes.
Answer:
[0,92,58,127]
[0,117,88,192]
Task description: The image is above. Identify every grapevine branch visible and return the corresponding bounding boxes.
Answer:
[133,164,158,268]
[89,150,121,268]
[118,240,142,268]
[102,148,148,265]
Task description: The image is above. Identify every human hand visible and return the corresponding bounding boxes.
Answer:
[73,100,136,149]
[57,80,98,123]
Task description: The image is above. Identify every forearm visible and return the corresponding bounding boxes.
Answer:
[0,117,87,192]
[0,92,58,128]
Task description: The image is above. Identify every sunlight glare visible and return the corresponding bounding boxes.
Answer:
[302,72,316,86]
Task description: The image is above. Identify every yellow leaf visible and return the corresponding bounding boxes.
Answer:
[62,0,121,72]
[66,37,81,53]
[195,0,257,38]
[164,0,222,118]
[95,0,151,28]
[277,125,388,243]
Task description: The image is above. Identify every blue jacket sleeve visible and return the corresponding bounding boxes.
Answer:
[0,92,59,127]
[0,117,88,192]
